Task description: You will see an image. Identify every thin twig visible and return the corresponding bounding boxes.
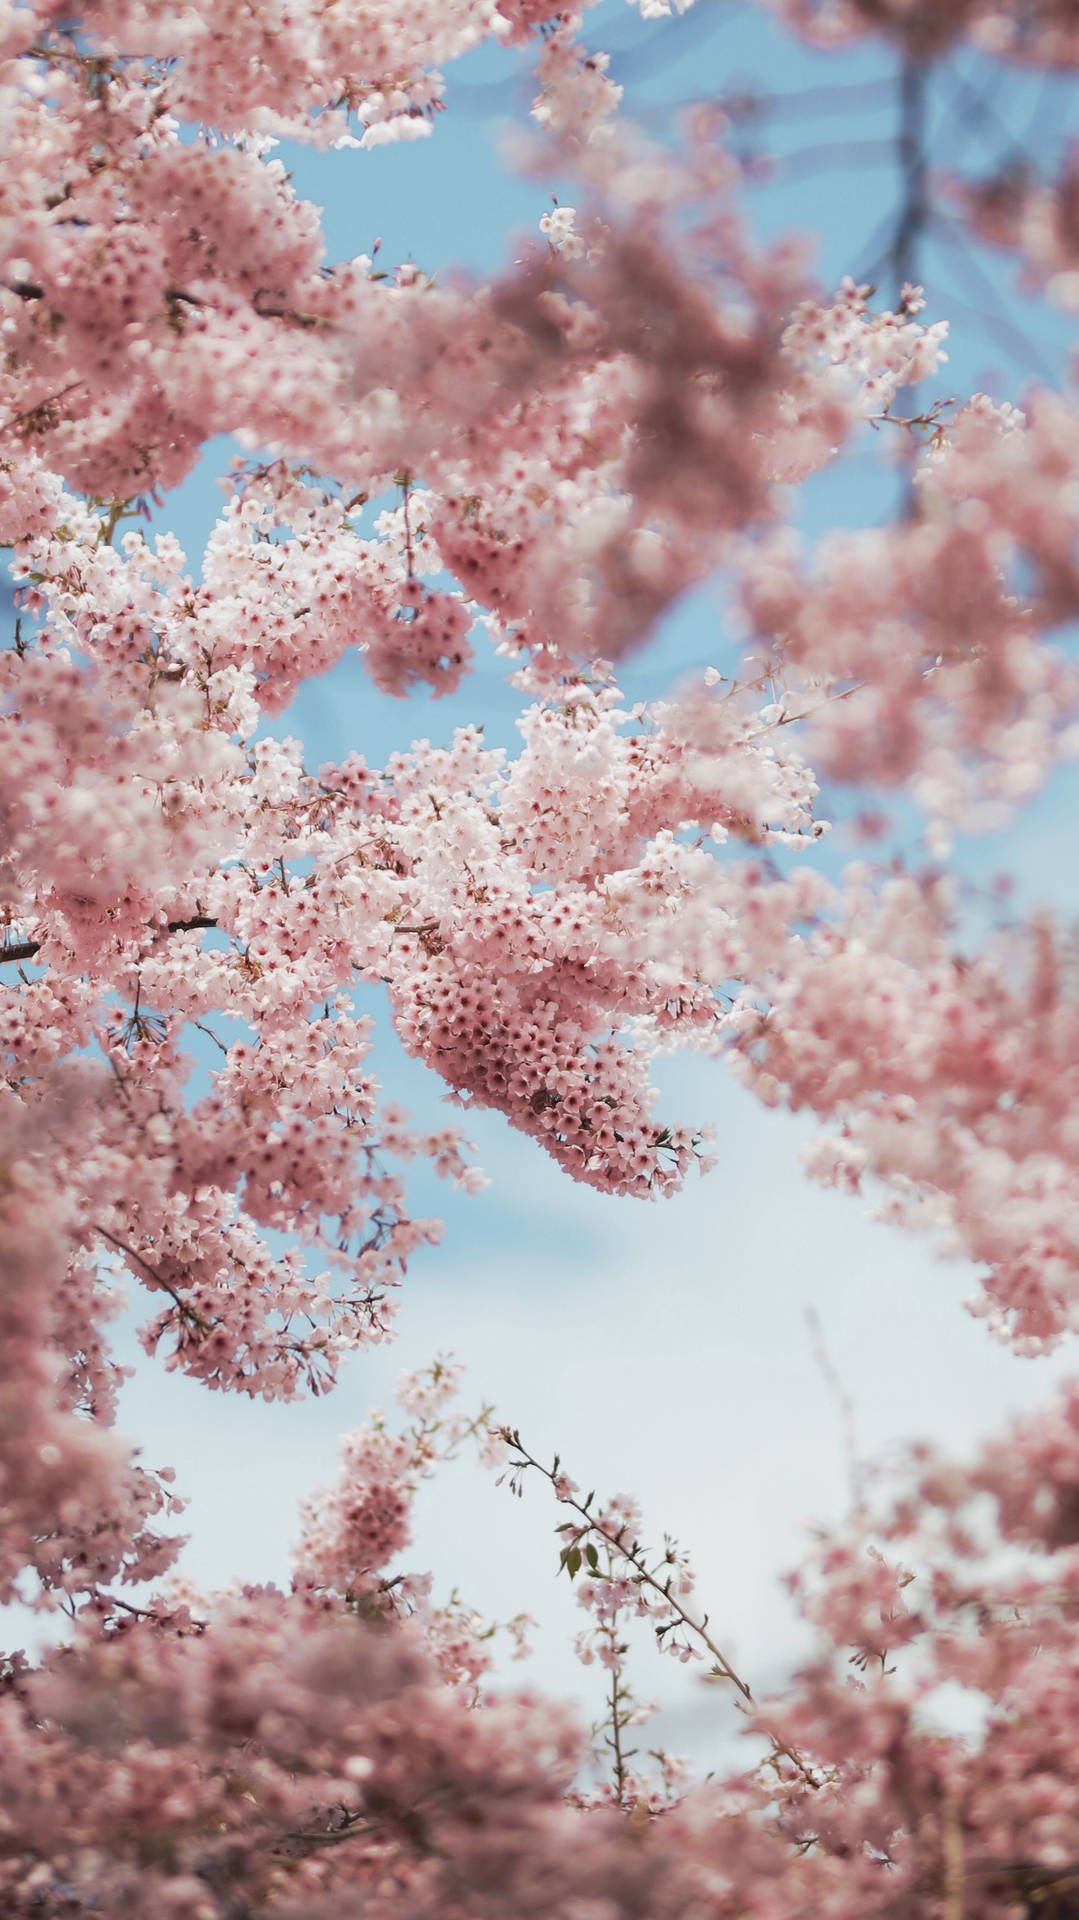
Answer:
[806,1306,864,1515]
[93,1224,211,1332]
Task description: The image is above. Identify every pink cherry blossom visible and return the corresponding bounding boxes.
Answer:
[5,0,1079,1910]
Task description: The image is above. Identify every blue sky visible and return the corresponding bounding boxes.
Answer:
[28,0,1079,1773]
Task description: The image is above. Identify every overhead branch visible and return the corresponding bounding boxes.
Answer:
[890,56,930,303]
[0,914,220,966]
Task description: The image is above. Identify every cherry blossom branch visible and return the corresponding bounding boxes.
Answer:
[498,1429,822,1789]
[500,1428,752,1694]
[166,914,219,936]
[399,471,416,580]
[92,1224,212,1333]
[605,1621,630,1804]
[0,914,219,965]
[587,1536,647,1807]
[867,396,955,433]
[105,1593,209,1632]
[272,1814,377,1856]
[1,380,84,438]
[188,1017,230,1057]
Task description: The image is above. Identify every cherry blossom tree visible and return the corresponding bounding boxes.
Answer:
[5,0,1079,1911]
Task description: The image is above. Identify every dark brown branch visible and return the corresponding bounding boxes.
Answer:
[251,295,327,330]
[1,380,84,437]
[890,56,930,303]
[273,1816,376,1856]
[166,914,219,935]
[0,914,219,964]
[92,1223,211,1332]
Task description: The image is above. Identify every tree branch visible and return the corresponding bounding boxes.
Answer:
[92,1224,212,1332]
[890,56,930,302]
[500,1430,823,1790]
[0,914,219,965]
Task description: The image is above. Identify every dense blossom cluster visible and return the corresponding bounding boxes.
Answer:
[5,0,1079,1910]
[0,1080,185,1608]
[726,874,1079,1349]
[11,1379,1079,1914]
[294,1365,460,1596]
[737,397,1079,832]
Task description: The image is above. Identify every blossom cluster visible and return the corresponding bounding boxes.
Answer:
[14,1378,1079,1917]
[5,0,1079,1910]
